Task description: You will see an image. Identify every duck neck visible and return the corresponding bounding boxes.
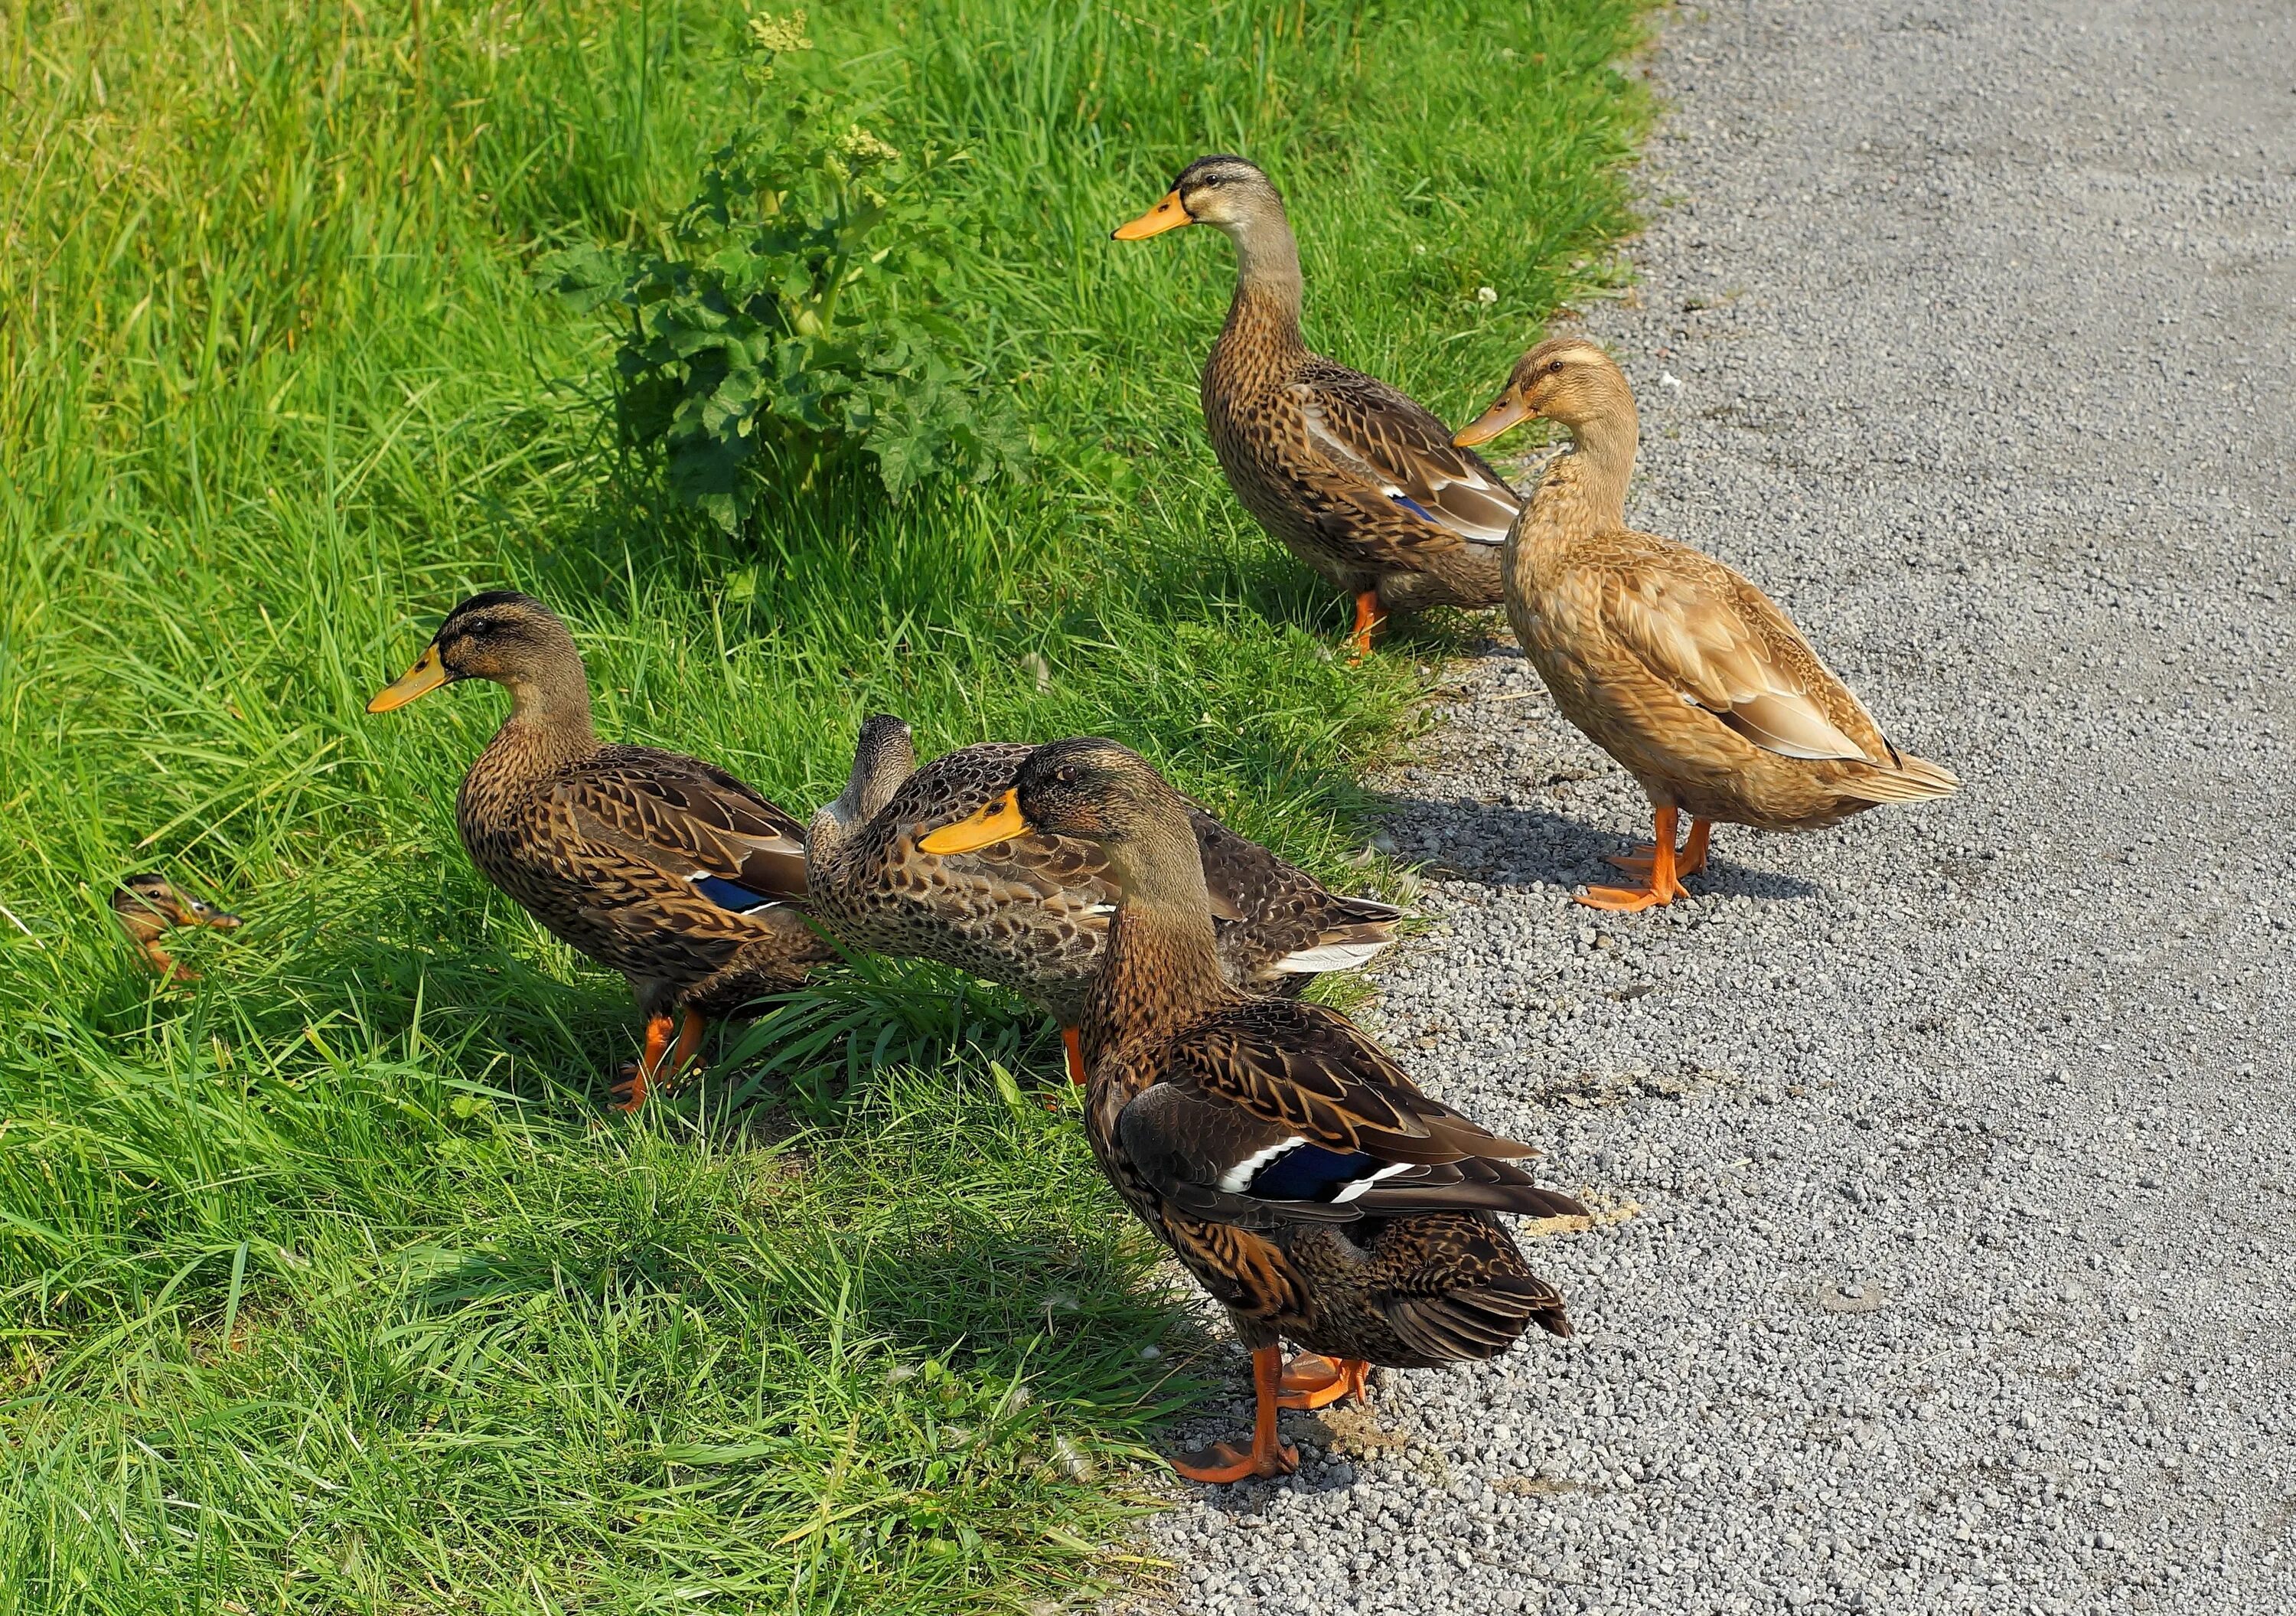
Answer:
[1214,210,1307,365]
[476,655,598,783]
[1085,816,1232,1064]
[1524,407,1636,552]
[810,723,914,867]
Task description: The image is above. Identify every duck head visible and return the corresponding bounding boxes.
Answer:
[1453,336,1635,447]
[919,736,1185,860]
[367,590,589,720]
[111,873,241,937]
[1113,155,1289,240]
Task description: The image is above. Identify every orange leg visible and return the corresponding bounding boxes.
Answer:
[1579,806,1694,913]
[1060,1025,1087,1088]
[1171,1344,1300,1484]
[612,1011,676,1112]
[1346,590,1385,660]
[1277,1352,1373,1411]
[669,1008,709,1075]
[1605,815,1713,880]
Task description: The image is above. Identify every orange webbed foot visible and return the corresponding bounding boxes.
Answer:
[1172,1343,1300,1484]
[1577,808,1694,912]
[1170,1438,1300,1484]
[1575,881,1684,913]
[1277,1353,1371,1410]
[1603,817,1711,880]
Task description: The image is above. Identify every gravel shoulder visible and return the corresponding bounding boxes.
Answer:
[1119,2,2296,1612]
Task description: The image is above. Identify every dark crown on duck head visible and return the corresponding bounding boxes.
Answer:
[1172,155,1283,214]
[430,591,579,676]
[1009,736,1186,845]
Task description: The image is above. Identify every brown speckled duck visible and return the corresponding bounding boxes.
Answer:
[367,592,836,1108]
[111,873,240,982]
[1114,156,1520,656]
[807,715,1403,1085]
[1455,338,1960,910]
[921,738,1580,1484]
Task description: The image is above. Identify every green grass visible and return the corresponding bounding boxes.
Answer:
[0,0,1649,1610]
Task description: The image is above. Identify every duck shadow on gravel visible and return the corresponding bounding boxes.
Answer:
[1368,792,1822,903]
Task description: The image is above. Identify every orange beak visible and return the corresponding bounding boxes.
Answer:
[1112,189,1192,241]
[1452,394,1534,449]
[918,788,1032,854]
[367,643,448,713]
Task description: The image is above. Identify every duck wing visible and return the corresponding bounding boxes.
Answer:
[1593,537,1893,765]
[1292,361,1520,549]
[1189,808,1402,981]
[1117,998,1584,1230]
[556,746,811,912]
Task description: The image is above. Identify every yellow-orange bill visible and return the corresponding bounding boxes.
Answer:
[1452,397,1533,449]
[367,644,448,713]
[1112,190,1192,241]
[918,788,1032,854]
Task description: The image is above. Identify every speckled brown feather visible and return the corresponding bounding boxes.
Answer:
[1206,291,1519,614]
[807,726,1400,1026]
[458,729,833,1020]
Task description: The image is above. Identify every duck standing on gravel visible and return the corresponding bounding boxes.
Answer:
[921,737,1581,1484]
[1454,338,1959,910]
[808,715,1404,1087]
[1114,156,1520,656]
[367,592,837,1108]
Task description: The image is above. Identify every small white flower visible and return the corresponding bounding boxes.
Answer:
[1476,286,1498,305]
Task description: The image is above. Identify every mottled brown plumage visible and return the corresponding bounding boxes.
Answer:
[1456,338,1959,909]
[1116,157,1519,649]
[366,592,836,1106]
[805,717,1401,1035]
[925,737,1579,1483]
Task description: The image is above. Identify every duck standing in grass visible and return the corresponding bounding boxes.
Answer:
[807,715,1403,1087]
[367,592,835,1108]
[1454,338,1959,910]
[111,873,240,982]
[922,737,1580,1484]
[1114,156,1520,656]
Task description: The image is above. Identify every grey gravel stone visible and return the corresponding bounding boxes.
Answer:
[1109,1,2295,1611]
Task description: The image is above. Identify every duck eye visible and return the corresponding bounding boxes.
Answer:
[1548,360,1564,375]
[1055,767,1079,785]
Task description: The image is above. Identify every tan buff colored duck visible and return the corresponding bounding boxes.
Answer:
[807,716,1402,1086]
[1114,156,1519,656]
[923,738,1580,1484]
[111,873,241,982]
[1454,338,1959,911]
[367,592,836,1108]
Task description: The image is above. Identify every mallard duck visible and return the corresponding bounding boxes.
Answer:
[1453,337,1961,911]
[922,737,1580,1483]
[367,591,836,1108]
[1114,156,1520,655]
[111,873,240,982]
[807,715,1404,1085]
